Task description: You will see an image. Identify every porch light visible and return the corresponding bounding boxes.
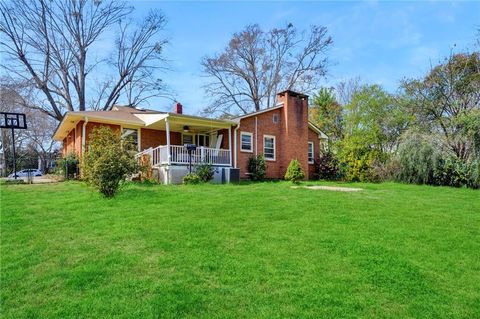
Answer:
[183,125,190,132]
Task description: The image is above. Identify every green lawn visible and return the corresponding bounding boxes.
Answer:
[1,181,479,318]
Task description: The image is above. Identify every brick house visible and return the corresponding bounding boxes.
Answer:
[53,90,327,183]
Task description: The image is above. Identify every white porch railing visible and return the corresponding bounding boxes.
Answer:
[136,145,231,167]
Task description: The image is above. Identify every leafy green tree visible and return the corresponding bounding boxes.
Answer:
[339,84,409,181]
[396,131,439,185]
[82,126,138,197]
[309,87,343,141]
[402,52,480,161]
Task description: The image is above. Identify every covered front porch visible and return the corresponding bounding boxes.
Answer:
[135,112,236,183]
[138,144,231,167]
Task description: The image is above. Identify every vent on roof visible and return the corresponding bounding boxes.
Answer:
[273,114,279,124]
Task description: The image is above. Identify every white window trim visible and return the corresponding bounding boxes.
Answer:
[240,131,253,153]
[121,126,140,152]
[182,133,195,145]
[308,141,314,164]
[263,134,276,161]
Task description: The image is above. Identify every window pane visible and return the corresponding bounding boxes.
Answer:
[241,133,252,150]
[183,134,193,144]
[264,137,275,159]
[265,139,274,149]
[122,128,138,149]
[308,143,314,162]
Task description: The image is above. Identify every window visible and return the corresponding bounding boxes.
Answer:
[196,134,210,147]
[240,132,253,152]
[263,135,275,161]
[122,128,138,150]
[308,142,314,164]
[182,133,194,145]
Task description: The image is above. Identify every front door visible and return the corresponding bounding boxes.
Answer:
[196,134,210,147]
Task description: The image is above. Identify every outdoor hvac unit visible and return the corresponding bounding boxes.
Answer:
[212,167,240,184]
[222,168,240,184]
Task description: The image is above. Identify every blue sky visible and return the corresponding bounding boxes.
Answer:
[126,1,479,114]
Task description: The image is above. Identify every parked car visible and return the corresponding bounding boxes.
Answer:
[8,169,43,178]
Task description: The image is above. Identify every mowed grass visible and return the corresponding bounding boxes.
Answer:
[1,181,479,318]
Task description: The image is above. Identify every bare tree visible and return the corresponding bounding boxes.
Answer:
[201,23,332,116]
[0,81,59,173]
[335,77,362,106]
[0,0,168,121]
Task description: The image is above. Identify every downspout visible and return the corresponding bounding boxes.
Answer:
[234,122,240,168]
[81,117,89,155]
[228,126,232,167]
[255,116,258,156]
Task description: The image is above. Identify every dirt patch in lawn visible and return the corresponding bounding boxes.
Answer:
[292,185,363,192]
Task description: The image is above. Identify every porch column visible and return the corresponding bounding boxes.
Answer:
[165,117,171,165]
[228,126,232,167]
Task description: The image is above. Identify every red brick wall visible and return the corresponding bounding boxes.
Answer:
[62,124,224,156]
[237,108,283,179]
[235,92,318,180]
[141,128,229,151]
[84,123,121,149]
[140,128,181,150]
[62,129,76,156]
[217,129,231,149]
[62,121,121,157]
[278,91,310,179]
[75,121,83,157]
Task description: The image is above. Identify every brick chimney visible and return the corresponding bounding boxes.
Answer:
[277,90,309,179]
[173,102,183,114]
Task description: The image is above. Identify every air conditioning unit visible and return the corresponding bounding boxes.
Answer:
[222,168,240,184]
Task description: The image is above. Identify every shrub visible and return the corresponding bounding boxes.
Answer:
[316,151,340,180]
[432,157,468,187]
[183,173,201,184]
[340,150,380,182]
[284,159,305,183]
[372,157,400,182]
[338,136,386,182]
[247,155,267,181]
[466,160,480,189]
[195,163,214,183]
[396,132,438,185]
[396,131,480,189]
[58,151,79,179]
[82,126,138,197]
[138,153,153,181]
